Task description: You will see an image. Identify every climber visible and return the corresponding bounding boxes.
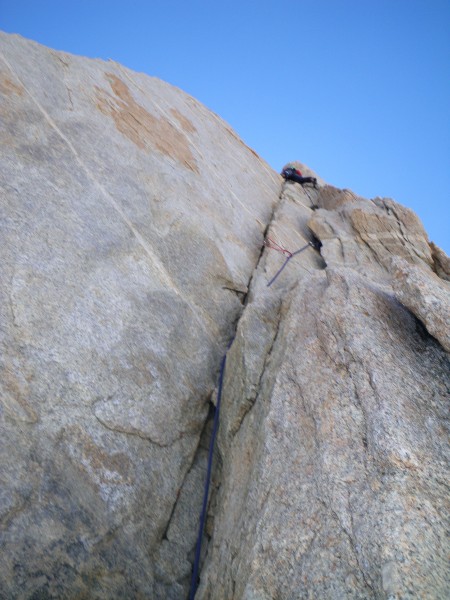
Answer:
[281,165,318,188]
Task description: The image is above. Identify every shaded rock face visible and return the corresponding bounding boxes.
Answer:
[0,34,448,600]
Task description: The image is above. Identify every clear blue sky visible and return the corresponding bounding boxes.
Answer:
[2,0,449,253]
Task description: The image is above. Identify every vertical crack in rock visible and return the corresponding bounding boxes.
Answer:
[189,179,322,595]
[153,404,215,599]
[194,181,329,597]
[170,184,286,598]
[229,301,283,441]
[241,188,284,307]
[161,406,213,542]
[196,177,449,599]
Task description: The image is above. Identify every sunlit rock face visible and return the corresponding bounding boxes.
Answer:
[0,31,279,599]
[197,169,449,600]
[1,32,449,600]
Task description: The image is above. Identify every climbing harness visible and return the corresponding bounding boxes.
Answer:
[189,338,233,600]
[266,241,314,286]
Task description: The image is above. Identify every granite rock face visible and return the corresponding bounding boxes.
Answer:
[0,32,279,599]
[392,257,450,352]
[1,34,449,599]
[197,174,449,599]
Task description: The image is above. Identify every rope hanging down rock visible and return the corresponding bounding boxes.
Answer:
[189,233,320,597]
[189,339,232,600]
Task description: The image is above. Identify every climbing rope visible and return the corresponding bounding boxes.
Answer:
[188,240,316,597]
[189,183,320,596]
[189,338,233,600]
[188,239,313,598]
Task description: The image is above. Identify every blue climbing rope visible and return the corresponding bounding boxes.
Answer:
[189,340,232,600]
[188,235,318,597]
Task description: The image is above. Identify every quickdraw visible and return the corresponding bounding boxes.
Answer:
[265,237,317,287]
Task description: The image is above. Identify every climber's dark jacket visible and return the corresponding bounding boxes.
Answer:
[281,167,317,187]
